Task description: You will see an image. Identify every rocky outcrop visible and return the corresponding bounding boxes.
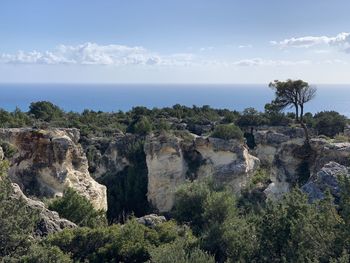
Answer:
[144,133,259,212]
[82,134,131,178]
[11,183,76,236]
[194,137,260,192]
[136,214,167,228]
[302,162,350,202]
[145,133,187,212]
[252,128,350,200]
[0,128,107,211]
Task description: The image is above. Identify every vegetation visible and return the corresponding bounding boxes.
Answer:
[48,188,107,228]
[0,83,349,262]
[314,111,348,137]
[211,124,243,140]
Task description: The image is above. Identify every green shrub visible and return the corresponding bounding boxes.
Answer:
[132,116,153,135]
[313,111,347,137]
[48,188,107,228]
[0,141,17,158]
[29,101,64,122]
[0,161,39,258]
[19,244,72,263]
[211,124,243,141]
[150,241,215,263]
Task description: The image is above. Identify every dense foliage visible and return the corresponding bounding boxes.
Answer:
[48,188,107,228]
[211,124,243,140]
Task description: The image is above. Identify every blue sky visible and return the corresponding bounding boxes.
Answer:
[0,0,350,83]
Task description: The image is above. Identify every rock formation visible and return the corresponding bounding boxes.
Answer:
[11,183,76,236]
[252,127,350,200]
[144,133,260,212]
[302,162,350,202]
[136,214,167,228]
[144,133,187,212]
[0,128,107,211]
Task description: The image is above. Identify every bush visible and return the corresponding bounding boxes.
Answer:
[236,107,267,127]
[150,241,215,263]
[43,219,196,263]
[0,161,39,258]
[48,188,107,228]
[132,116,153,135]
[29,101,64,122]
[313,111,348,137]
[211,124,243,141]
[19,244,72,263]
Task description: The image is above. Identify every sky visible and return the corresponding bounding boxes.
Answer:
[0,0,350,84]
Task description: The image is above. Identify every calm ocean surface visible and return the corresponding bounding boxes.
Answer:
[0,84,349,116]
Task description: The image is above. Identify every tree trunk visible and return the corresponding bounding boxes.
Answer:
[300,104,304,121]
[300,120,310,146]
[294,103,299,121]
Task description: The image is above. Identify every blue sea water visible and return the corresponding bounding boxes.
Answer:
[0,84,349,116]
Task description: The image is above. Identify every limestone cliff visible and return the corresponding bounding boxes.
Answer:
[0,128,107,211]
[144,133,260,212]
[252,127,350,199]
[144,133,187,212]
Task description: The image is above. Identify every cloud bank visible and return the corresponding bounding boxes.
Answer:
[0,43,195,66]
[0,42,321,67]
[271,32,350,53]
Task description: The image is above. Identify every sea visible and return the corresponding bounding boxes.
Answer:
[0,84,349,117]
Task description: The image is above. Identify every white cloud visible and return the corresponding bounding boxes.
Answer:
[0,43,318,68]
[232,58,311,67]
[238,44,253,49]
[271,32,350,53]
[0,43,195,66]
[199,46,214,52]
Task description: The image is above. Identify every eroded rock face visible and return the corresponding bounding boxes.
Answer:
[145,133,187,212]
[144,133,260,212]
[252,128,350,200]
[11,183,76,236]
[302,162,350,202]
[194,137,260,192]
[0,128,107,211]
[83,134,132,178]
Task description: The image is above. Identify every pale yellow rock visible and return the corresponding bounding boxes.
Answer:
[0,128,107,211]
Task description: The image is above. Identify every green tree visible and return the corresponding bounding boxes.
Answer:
[48,188,107,228]
[0,161,39,259]
[211,124,243,141]
[19,245,72,263]
[29,101,64,122]
[314,111,348,137]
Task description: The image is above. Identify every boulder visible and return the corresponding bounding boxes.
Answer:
[136,214,166,228]
[0,128,107,211]
[302,162,349,202]
[11,183,76,236]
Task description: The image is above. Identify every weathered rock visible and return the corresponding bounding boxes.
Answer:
[0,128,107,211]
[145,133,187,212]
[302,162,349,202]
[11,183,76,236]
[83,134,132,178]
[310,138,350,173]
[194,137,260,192]
[0,146,3,160]
[144,133,260,212]
[136,214,166,228]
